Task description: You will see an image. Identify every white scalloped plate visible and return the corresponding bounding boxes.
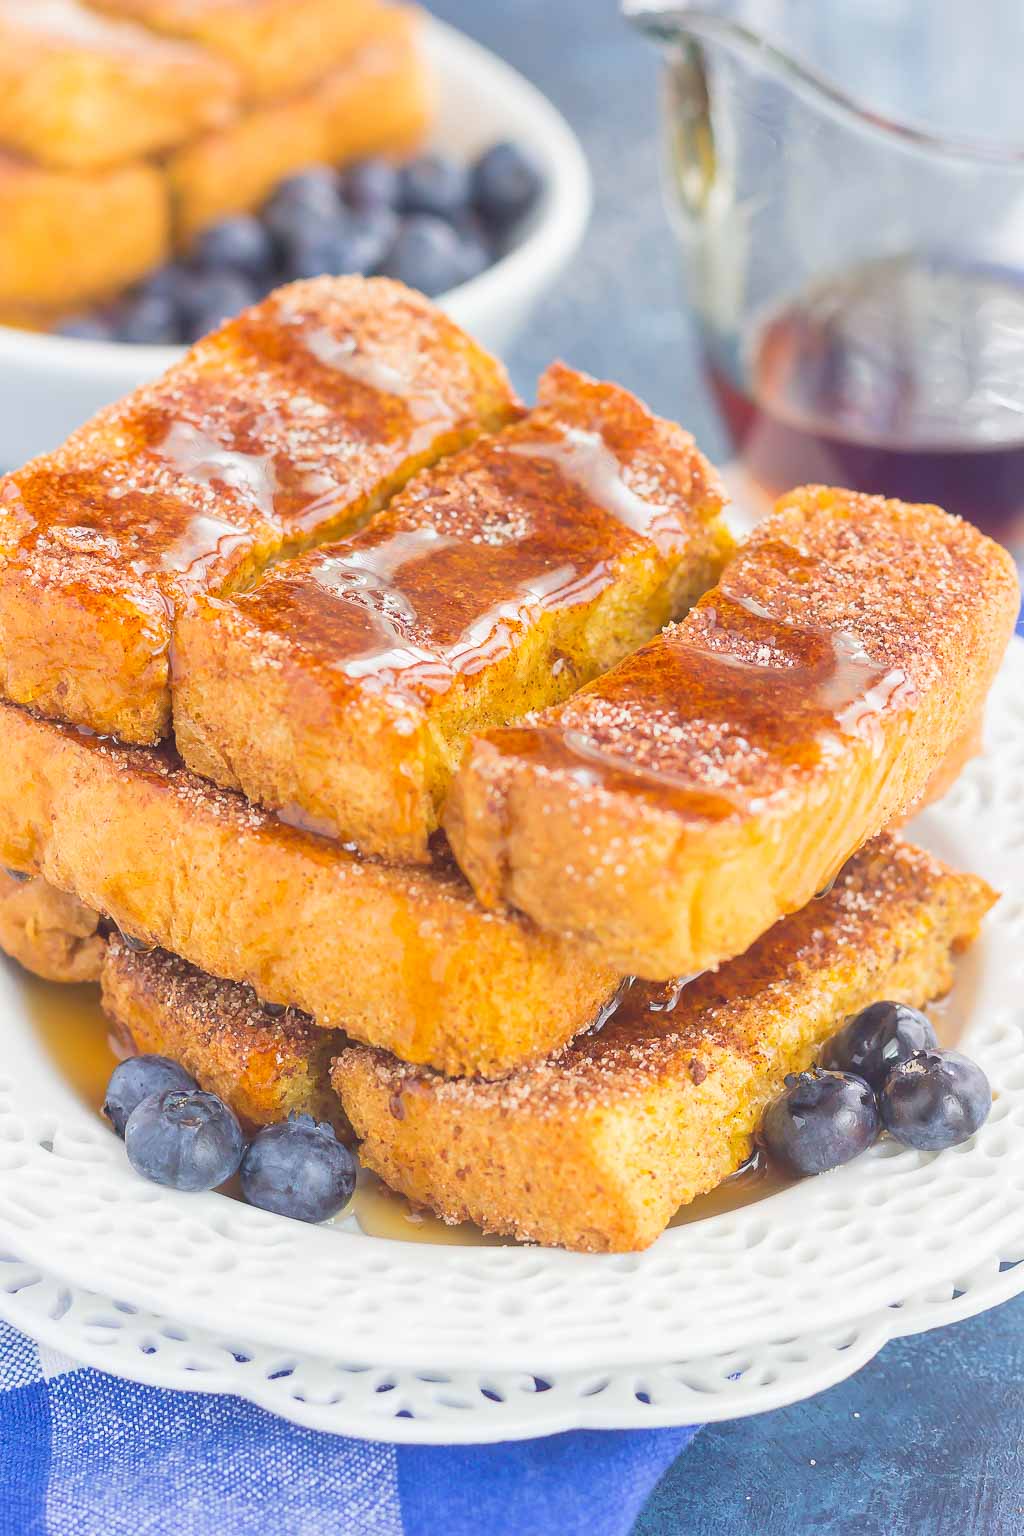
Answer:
[1,643,1023,1385]
[1,1246,1021,1442]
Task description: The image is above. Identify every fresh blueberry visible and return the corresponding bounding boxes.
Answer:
[103,1055,197,1137]
[759,1068,880,1176]
[125,1088,245,1191]
[180,270,257,343]
[57,313,115,342]
[279,211,357,281]
[342,158,400,211]
[345,208,400,274]
[398,153,471,219]
[191,215,275,279]
[112,291,181,345]
[447,209,493,283]
[880,1049,992,1151]
[240,1114,357,1223]
[262,167,343,244]
[379,215,467,296]
[470,141,543,233]
[133,263,189,304]
[820,1001,938,1092]
[284,207,401,280]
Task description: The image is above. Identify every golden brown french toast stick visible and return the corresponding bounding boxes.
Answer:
[0,152,168,307]
[336,838,995,1252]
[171,8,430,238]
[0,0,237,170]
[173,362,731,861]
[89,0,385,103]
[0,868,104,984]
[101,940,349,1136]
[0,277,518,742]
[0,702,619,1075]
[446,486,1019,978]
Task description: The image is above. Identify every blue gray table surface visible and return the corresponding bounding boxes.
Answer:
[432,1,1024,1530]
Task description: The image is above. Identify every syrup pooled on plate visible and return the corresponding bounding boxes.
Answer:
[16,964,827,1244]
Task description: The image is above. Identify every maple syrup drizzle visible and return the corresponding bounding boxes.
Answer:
[495,577,919,814]
[507,426,675,539]
[157,421,278,522]
[317,545,610,693]
[157,513,253,584]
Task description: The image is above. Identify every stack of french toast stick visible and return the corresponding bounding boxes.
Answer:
[0,274,1018,1251]
[0,0,429,319]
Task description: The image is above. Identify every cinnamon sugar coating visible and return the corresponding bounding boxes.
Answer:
[446,485,1019,977]
[173,360,732,861]
[336,837,996,1250]
[0,701,619,1075]
[0,277,518,741]
[102,939,349,1136]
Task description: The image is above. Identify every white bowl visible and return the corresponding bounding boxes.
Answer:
[0,17,591,464]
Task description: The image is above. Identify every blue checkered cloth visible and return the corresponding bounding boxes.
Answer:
[0,1321,697,1535]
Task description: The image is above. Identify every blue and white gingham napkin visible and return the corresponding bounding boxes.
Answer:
[0,1321,698,1535]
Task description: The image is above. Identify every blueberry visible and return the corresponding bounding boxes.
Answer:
[379,215,467,297]
[759,1068,880,1176]
[399,153,471,220]
[125,1088,245,1191]
[57,313,115,342]
[880,1049,992,1151]
[342,158,400,211]
[240,1114,357,1223]
[133,263,189,304]
[191,215,275,279]
[470,141,543,233]
[262,167,342,244]
[279,212,353,281]
[447,209,493,283]
[112,291,181,346]
[820,1001,938,1092]
[330,208,396,276]
[103,1055,197,1137]
[180,270,257,343]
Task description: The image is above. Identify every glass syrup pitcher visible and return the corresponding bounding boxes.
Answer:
[626,0,1024,553]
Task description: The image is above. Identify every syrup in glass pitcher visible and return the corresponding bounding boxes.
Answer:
[627,0,1024,556]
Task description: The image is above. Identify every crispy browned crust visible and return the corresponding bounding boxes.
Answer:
[0,276,519,742]
[0,701,620,1075]
[101,938,349,1136]
[0,152,169,307]
[170,9,431,239]
[173,361,732,861]
[0,867,104,983]
[446,486,1020,979]
[335,837,996,1252]
[0,1,238,171]
[91,0,388,103]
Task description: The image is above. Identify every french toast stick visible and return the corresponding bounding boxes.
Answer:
[0,702,619,1076]
[0,867,104,984]
[0,277,519,742]
[171,9,430,239]
[0,0,237,171]
[336,837,995,1252]
[0,152,169,308]
[173,362,731,861]
[89,0,385,103]
[101,939,349,1135]
[446,486,1019,978]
